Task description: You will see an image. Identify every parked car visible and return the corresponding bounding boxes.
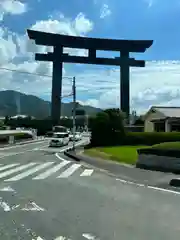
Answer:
[49,132,69,147]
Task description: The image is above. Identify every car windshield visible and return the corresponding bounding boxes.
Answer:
[53,134,66,138]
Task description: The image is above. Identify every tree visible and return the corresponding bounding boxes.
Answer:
[134,116,144,126]
[104,108,125,133]
[90,108,125,147]
[4,115,9,125]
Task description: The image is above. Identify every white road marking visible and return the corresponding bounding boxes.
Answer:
[33,237,44,240]
[55,153,67,161]
[80,169,94,176]
[21,201,45,211]
[0,162,37,179]
[82,233,98,240]
[0,163,20,171]
[116,177,180,195]
[147,186,180,195]
[0,186,15,192]
[11,204,20,210]
[57,163,81,178]
[54,237,71,240]
[0,198,11,211]
[33,160,70,180]
[5,162,54,181]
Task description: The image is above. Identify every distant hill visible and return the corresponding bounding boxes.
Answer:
[0,90,102,119]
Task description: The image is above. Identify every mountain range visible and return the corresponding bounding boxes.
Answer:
[0,90,102,119]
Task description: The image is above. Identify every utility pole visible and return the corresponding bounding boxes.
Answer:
[86,114,89,133]
[72,76,76,151]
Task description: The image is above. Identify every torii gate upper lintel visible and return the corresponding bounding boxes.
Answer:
[27,29,153,125]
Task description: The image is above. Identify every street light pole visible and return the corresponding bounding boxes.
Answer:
[72,76,76,151]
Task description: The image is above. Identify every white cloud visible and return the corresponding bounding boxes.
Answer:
[0,30,18,65]
[100,4,111,19]
[0,0,27,20]
[73,61,180,114]
[0,12,93,96]
[74,13,93,34]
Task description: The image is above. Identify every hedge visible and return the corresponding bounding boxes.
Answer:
[120,132,180,146]
[90,131,180,147]
[14,133,33,141]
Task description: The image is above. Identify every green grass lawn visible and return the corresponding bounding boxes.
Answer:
[84,145,148,165]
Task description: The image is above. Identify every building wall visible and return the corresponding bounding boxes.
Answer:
[124,125,144,132]
[144,110,165,132]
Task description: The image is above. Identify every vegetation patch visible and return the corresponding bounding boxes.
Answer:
[84,145,148,165]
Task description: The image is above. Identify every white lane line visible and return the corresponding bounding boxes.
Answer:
[5,162,54,182]
[57,163,81,178]
[0,198,11,211]
[33,160,70,180]
[0,162,37,180]
[147,186,180,195]
[0,186,15,192]
[55,153,67,161]
[80,169,94,177]
[0,163,20,171]
[82,233,98,240]
[116,178,180,196]
[21,201,45,211]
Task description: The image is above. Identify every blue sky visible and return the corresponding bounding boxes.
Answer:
[1,0,180,114]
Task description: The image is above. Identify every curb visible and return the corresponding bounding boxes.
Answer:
[169,178,180,187]
[64,149,80,162]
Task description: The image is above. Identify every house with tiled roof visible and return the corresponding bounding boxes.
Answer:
[144,106,180,132]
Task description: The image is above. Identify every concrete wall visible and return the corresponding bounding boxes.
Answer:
[144,110,165,132]
[136,154,180,172]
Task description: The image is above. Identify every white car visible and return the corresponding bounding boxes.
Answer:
[49,132,69,147]
[69,132,82,141]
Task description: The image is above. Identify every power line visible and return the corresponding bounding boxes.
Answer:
[0,67,73,80]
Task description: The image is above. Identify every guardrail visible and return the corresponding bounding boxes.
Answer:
[0,130,34,137]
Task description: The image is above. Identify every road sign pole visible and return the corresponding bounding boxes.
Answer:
[72,77,76,151]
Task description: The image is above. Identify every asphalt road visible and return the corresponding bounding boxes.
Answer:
[0,139,180,239]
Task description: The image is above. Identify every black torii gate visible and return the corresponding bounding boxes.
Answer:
[27,29,153,125]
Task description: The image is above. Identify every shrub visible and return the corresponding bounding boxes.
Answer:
[14,133,33,141]
[91,129,180,147]
[120,132,180,146]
